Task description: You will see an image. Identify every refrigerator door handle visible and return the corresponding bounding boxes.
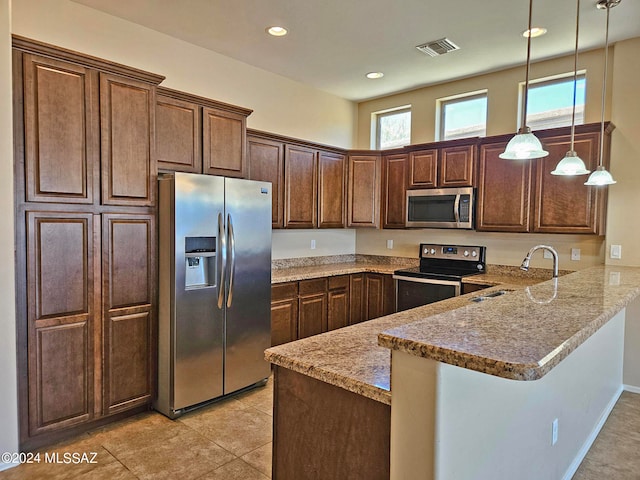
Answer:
[226,213,236,308]
[217,212,227,309]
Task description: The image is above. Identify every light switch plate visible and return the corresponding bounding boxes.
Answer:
[386,239,393,249]
[571,248,581,261]
[310,239,316,250]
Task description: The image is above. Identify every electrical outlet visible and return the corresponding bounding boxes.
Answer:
[543,250,553,259]
[386,239,394,249]
[310,239,316,250]
[610,244,622,259]
[552,418,559,446]
[571,248,581,261]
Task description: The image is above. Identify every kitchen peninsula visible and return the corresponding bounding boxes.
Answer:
[265,265,640,480]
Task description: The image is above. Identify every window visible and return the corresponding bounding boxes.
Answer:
[375,107,411,149]
[524,73,586,131]
[438,92,487,141]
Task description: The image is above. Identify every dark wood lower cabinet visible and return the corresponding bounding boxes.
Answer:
[273,366,390,480]
[328,275,350,331]
[270,273,396,345]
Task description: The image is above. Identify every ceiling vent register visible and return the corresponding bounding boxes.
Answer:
[415,38,460,56]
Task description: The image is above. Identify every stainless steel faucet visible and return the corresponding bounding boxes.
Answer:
[520,245,559,278]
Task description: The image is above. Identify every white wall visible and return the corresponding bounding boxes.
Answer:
[11,0,357,149]
[271,229,356,260]
[390,311,625,480]
[0,0,19,468]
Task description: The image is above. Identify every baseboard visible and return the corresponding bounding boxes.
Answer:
[623,384,640,394]
[0,462,17,472]
[562,385,623,480]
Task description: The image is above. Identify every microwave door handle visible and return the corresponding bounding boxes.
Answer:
[453,194,461,225]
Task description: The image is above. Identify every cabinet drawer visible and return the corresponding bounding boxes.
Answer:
[272,282,298,301]
[328,275,350,290]
[299,278,328,295]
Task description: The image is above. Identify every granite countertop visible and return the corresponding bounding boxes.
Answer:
[266,260,547,405]
[379,265,640,382]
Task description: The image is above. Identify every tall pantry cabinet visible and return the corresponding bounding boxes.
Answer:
[12,36,163,450]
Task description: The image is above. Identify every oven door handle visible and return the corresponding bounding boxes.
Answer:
[392,274,461,287]
[453,194,460,225]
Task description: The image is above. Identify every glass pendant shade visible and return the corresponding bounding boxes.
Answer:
[499,127,549,160]
[584,165,616,185]
[551,150,590,175]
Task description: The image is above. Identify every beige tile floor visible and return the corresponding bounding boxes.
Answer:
[1,382,638,479]
[0,377,274,480]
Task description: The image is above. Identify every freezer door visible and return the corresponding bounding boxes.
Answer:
[173,173,225,409]
[223,177,272,394]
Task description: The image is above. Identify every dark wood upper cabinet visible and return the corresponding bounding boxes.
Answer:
[348,153,381,228]
[100,73,155,207]
[408,149,437,188]
[203,107,247,178]
[477,123,611,234]
[533,130,606,234]
[156,94,201,173]
[476,140,533,232]
[285,145,318,228]
[318,151,347,228]
[22,53,99,204]
[439,144,475,187]
[382,153,408,229]
[247,134,285,228]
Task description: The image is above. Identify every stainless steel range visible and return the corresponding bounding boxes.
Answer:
[393,243,487,311]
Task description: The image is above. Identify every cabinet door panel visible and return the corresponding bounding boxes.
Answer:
[156,95,201,173]
[318,152,347,228]
[476,142,532,232]
[298,294,327,339]
[248,137,285,228]
[533,132,601,234]
[409,149,437,188]
[26,211,97,435]
[203,107,246,177]
[349,274,365,325]
[271,298,298,346]
[328,276,350,331]
[348,154,380,228]
[285,145,317,228]
[23,54,98,204]
[101,73,155,206]
[364,274,385,321]
[382,154,408,228]
[102,214,155,414]
[104,310,152,413]
[439,144,475,187]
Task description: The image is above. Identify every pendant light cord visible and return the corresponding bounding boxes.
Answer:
[520,0,534,131]
[570,0,580,152]
[599,3,611,168]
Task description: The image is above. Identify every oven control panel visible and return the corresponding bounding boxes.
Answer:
[419,243,484,261]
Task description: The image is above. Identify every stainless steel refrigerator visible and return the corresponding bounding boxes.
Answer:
[155,172,271,418]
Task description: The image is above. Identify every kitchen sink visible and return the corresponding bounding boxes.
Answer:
[470,289,513,302]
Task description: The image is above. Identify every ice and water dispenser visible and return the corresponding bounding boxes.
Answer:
[184,236,216,289]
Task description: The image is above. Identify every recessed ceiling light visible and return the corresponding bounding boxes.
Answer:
[267,26,288,37]
[522,27,548,38]
[366,72,384,79]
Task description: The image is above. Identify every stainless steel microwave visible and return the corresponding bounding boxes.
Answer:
[406,187,474,229]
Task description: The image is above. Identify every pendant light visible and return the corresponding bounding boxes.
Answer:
[551,0,590,175]
[585,0,618,186]
[500,0,548,160]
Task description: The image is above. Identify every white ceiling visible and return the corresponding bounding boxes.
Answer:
[72,0,640,102]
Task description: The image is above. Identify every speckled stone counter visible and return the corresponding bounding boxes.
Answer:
[266,257,551,404]
[271,254,417,284]
[379,265,640,381]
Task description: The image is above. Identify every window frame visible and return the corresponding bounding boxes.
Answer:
[437,91,488,141]
[520,71,587,131]
[373,106,412,150]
